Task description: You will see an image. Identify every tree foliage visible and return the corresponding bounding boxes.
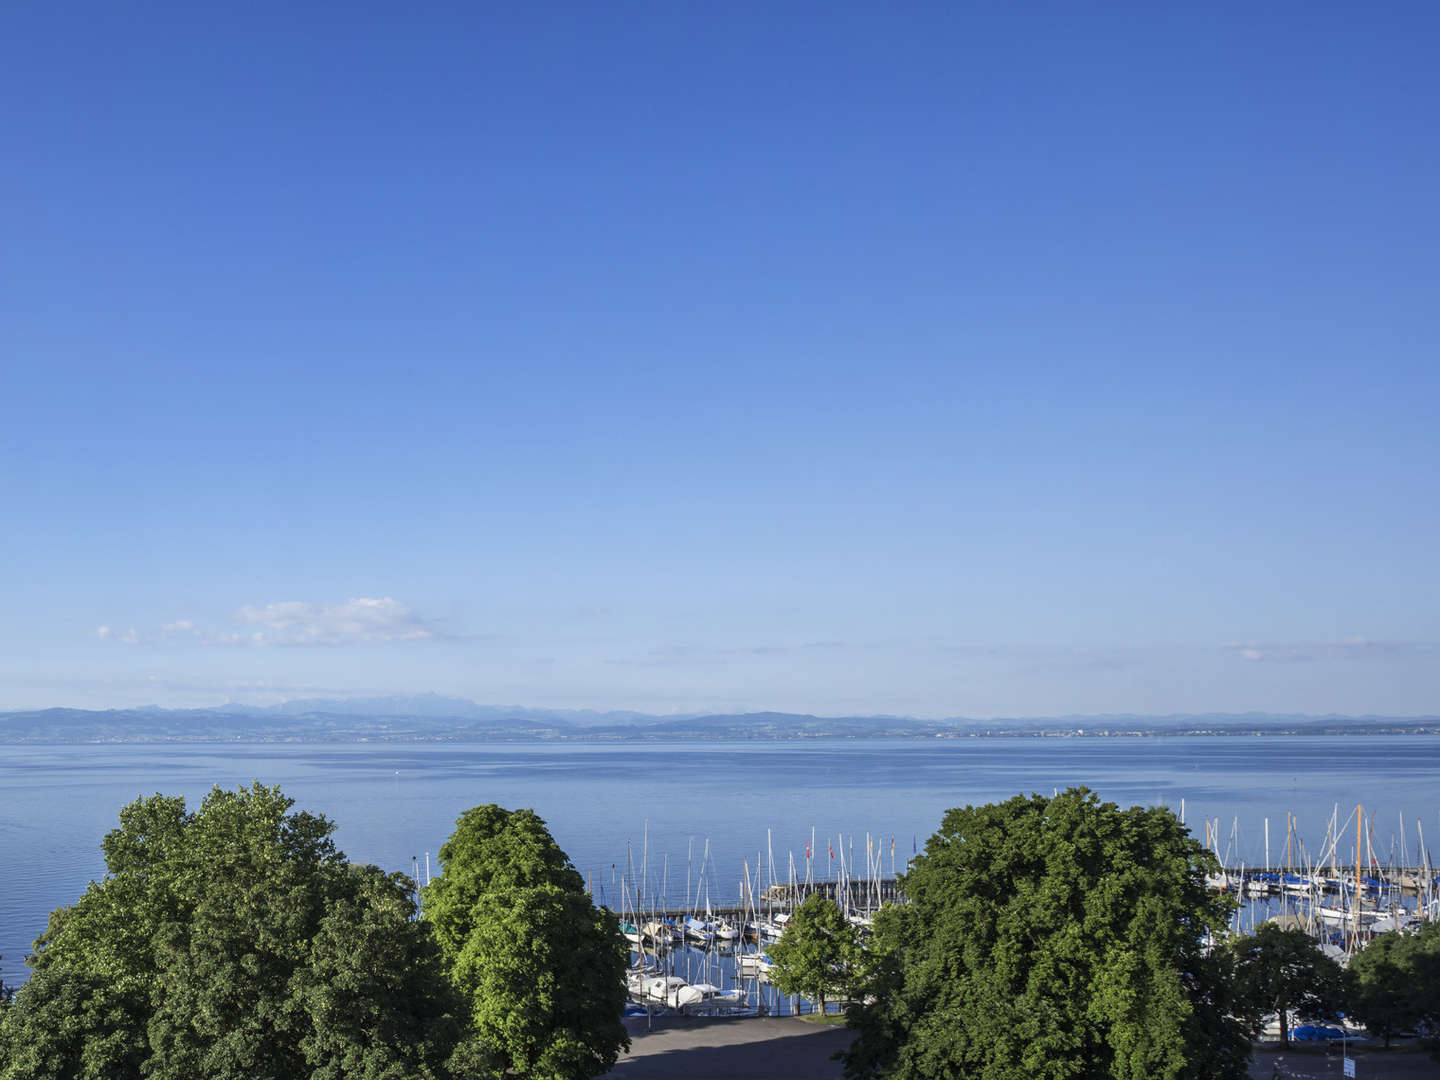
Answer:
[768,893,861,1012]
[0,967,145,1080]
[1225,923,1348,1046]
[844,787,1247,1080]
[1,783,460,1080]
[1349,922,1440,1047]
[424,805,628,1080]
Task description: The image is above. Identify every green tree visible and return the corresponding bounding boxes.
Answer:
[1348,930,1419,1047]
[3,783,460,1080]
[1225,923,1349,1046]
[423,805,628,1080]
[1417,921,1440,1063]
[844,787,1247,1080]
[768,893,862,1013]
[0,968,145,1080]
[1349,922,1440,1048]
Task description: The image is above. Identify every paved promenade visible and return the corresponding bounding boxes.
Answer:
[601,1016,1437,1080]
[602,1015,853,1079]
[1249,1044,1436,1079]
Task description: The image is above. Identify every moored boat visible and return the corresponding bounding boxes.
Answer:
[674,982,747,1013]
[737,951,776,977]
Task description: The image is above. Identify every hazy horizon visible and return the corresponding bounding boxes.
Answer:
[4,693,1437,728]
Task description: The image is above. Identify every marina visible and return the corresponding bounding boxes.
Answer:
[5,736,1440,993]
[601,802,1439,1016]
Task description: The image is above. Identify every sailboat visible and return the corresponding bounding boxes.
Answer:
[706,901,741,941]
[754,918,785,940]
[737,951,776,977]
[674,982,747,1013]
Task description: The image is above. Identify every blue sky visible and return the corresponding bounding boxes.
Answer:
[3,3,1437,716]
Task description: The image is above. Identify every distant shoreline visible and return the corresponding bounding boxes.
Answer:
[3,727,1439,745]
[3,699,1436,743]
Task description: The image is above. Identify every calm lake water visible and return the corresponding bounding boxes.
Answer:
[2,736,1437,982]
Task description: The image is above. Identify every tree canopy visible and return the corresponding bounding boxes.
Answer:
[1224,922,1349,1046]
[423,804,628,1080]
[0,783,460,1080]
[768,893,862,1012]
[844,787,1247,1080]
[0,967,144,1080]
[1348,922,1440,1048]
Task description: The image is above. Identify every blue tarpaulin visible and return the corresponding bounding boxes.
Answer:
[1291,1025,1345,1041]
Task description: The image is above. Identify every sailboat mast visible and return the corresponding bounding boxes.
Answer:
[1353,804,1363,949]
[1329,804,1339,882]
[767,828,774,897]
[1419,819,1433,920]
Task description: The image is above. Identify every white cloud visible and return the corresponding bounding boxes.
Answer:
[230,597,436,647]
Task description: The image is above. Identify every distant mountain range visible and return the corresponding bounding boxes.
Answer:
[0,696,1436,742]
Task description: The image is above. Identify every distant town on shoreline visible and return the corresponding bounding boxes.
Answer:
[1,695,1436,743]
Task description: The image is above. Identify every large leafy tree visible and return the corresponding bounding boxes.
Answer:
[1225,923,1348,1046]
[1349,922,1440,1047]
[0,968,145,1080]
[1348,930,1417,1047]
[424,805,628,1080]
[768,893,861,1013]
[844,787,1247,1080]
[1,783,460,1080]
